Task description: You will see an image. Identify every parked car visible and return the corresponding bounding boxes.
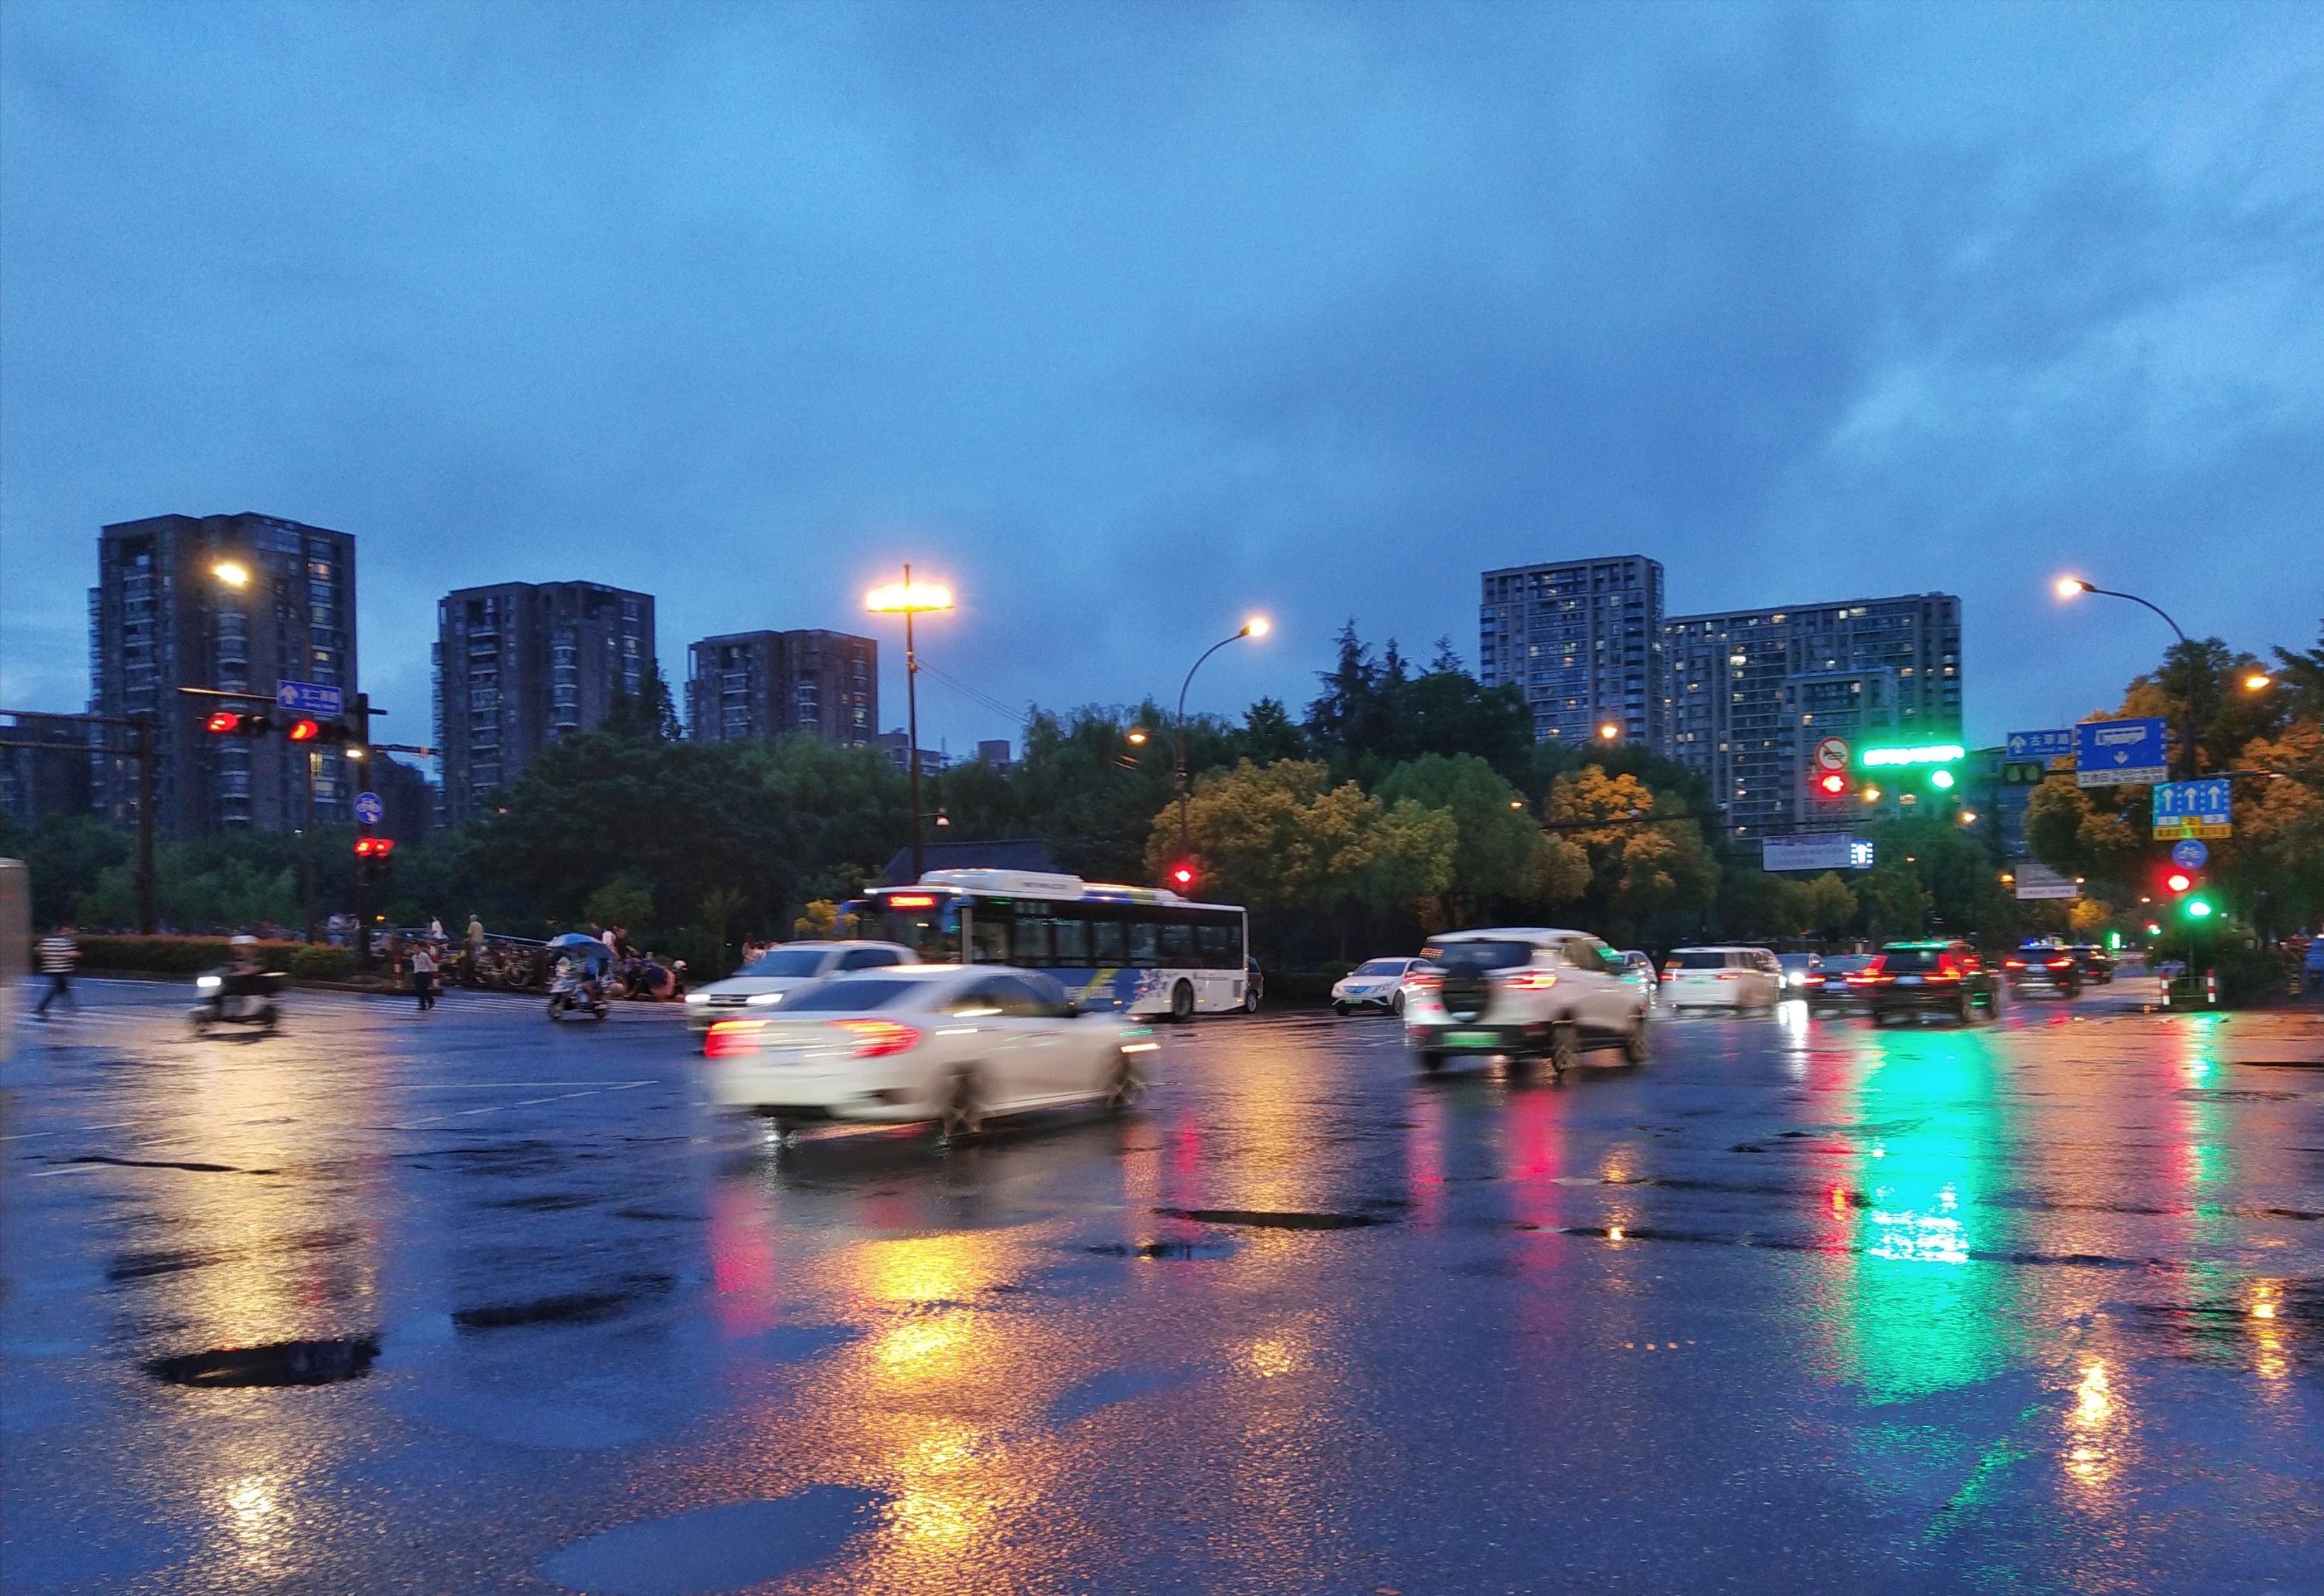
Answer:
[701,965,1154,1142]
[1802,952,1873,1014]
[2003,944,2082,999]
[1660,946,1783,1010]
[1332,957,1421,1016]
[1401,929,1650,1077]
[2063,944,2115,984]
[1856,940,2002,1026]
[683,941,919,1034]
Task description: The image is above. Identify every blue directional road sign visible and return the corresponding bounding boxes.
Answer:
[276,678,345,717]
[2152,777,2231,839]
[353,791,384,825]
[2075,717,2167,787]
[2170,839,2209,870]
[2006,729,2074,760]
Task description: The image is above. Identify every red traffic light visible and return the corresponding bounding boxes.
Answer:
[205,709,271,737]
[287,717,321,742]
[1167,862,1197,890]
[1817,772,1848,796]
[2164,870,2193,894]
[206,710,241,734]
[353,836,397,858]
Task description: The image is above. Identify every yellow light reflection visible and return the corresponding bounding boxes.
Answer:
[1237,1334,1306,1380]
[2062,1359,2126,1500]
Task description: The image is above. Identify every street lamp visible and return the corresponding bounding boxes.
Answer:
[866,565,957,884]
[211,560,250,588]
[1597,722,1621,742]
[2243,673,2272,692]
[2055,576,2198,779]
[1174,616,1271,857]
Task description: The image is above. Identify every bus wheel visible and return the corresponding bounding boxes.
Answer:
[1170,981,1195,1023]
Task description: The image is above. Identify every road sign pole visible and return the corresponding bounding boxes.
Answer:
[303,747,318,945]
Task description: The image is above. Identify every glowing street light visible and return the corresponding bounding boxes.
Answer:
[211,560,250,588]
[2243,673,2272,692]
[865,564,957,883]
[1597,723,1621,741]
[1173,615,1273,859]
[2053,574,2197,777]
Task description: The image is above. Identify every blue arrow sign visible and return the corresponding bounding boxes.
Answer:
[2006,728,2074,760]
[276,678,344,717]
[2074,717,2167,787]
[2170,839,2209,870]
[2153,779,2231,823]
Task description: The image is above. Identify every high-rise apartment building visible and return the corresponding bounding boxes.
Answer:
[434,582,654,825]
[89,512,358,837]
[684,630,877,745]
[1478,556,1667,746]
[1663,593,1962,838]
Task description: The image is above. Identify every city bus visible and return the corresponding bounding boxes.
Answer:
[858,869,1252,1020]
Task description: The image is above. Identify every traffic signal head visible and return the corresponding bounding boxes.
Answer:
[1817,771,1848,797]
[353,836,396,858]
[2185,896,2213,919]
[287,717,321,743]
[287,717,354,745]
[1167,861,1197,891]
[205,710,271,737]
[2165,870,2193,894]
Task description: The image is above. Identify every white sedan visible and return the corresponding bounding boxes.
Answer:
[702,965,1157,1142]
[683,940,918,1034]
[1332,957,1421,1015]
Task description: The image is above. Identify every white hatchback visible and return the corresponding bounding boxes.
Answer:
[683,941,918,1034]
[1332,958,1421,1015]
[701,965,1155,1142]
[1661,946,1783,1009]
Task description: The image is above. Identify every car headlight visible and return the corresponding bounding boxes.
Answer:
[683,992,709,1005]
[196,975,222,991]
[746,992,783,1006]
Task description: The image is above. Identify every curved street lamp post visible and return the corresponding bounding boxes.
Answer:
[1175,618,1270,859]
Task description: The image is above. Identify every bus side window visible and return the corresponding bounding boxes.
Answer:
[1013,918,1052,967]
[1127,921,1159,968]
[1052,913,1090,966]
[1159,919,1195,966]
[1197,921,1231,969]
[968,915,1008,964]
[1093,917,1127,966]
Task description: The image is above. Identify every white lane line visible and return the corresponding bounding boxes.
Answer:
[378,1080,660,1130]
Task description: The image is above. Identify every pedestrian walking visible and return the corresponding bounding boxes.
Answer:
[411,942,439,1012]
[34,924,78,1019]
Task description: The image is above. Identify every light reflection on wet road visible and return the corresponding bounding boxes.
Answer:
[3,978,2319,1594]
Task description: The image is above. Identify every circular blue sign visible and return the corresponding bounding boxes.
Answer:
[2170,839,2208,870]
[353,791,384,825]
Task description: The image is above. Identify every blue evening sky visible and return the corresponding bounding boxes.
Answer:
[3,2,2318,762]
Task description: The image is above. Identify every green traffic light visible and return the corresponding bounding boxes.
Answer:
[2185,897,2214,919]
[1929,768,1955,790]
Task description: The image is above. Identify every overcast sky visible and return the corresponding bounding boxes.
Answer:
[4,1,2318,763]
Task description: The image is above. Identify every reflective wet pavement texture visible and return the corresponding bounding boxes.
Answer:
[4,977,2320,1594]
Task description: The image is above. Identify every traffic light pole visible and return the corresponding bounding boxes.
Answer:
[303,746,318,945]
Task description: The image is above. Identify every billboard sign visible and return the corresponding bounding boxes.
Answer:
[2075,717,2167,786]
[1761,833,1864,873]
[2014,863,2080,901]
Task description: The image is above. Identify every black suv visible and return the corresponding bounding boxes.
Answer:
[2063,944,2114,985]
[1863,940,2002,1026]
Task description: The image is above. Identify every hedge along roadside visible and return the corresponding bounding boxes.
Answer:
[66,935,358,983]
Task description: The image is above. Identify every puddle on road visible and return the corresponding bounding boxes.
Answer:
[1087,1241,1236,1261]
[147,1337,379,1387]
[453,1275,674,1332]
[1154,1207,1385,1231]
[539,1487,886,1596]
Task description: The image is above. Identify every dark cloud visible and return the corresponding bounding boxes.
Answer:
[4,1,2317,756]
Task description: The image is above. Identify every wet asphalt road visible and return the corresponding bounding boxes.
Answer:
[3,974,2320,1595]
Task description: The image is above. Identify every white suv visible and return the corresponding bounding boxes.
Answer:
[1403,928,1650,1077]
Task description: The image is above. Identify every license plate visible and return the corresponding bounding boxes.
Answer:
[1445,1031,1497,1046]
[1896,975,1921,986]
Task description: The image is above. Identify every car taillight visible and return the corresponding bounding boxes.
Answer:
[1848,958,1891,986]
[1405,970,1441,992]
[2004,958,2026,969]
[1661,963,1682,975]
[830,1019,919,1057]
[2047,958,2071,969]
[1930,964,1961,981]
[705,1020,767,1057]
[1715,971,1740,981]
[1503,969,1559,990]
